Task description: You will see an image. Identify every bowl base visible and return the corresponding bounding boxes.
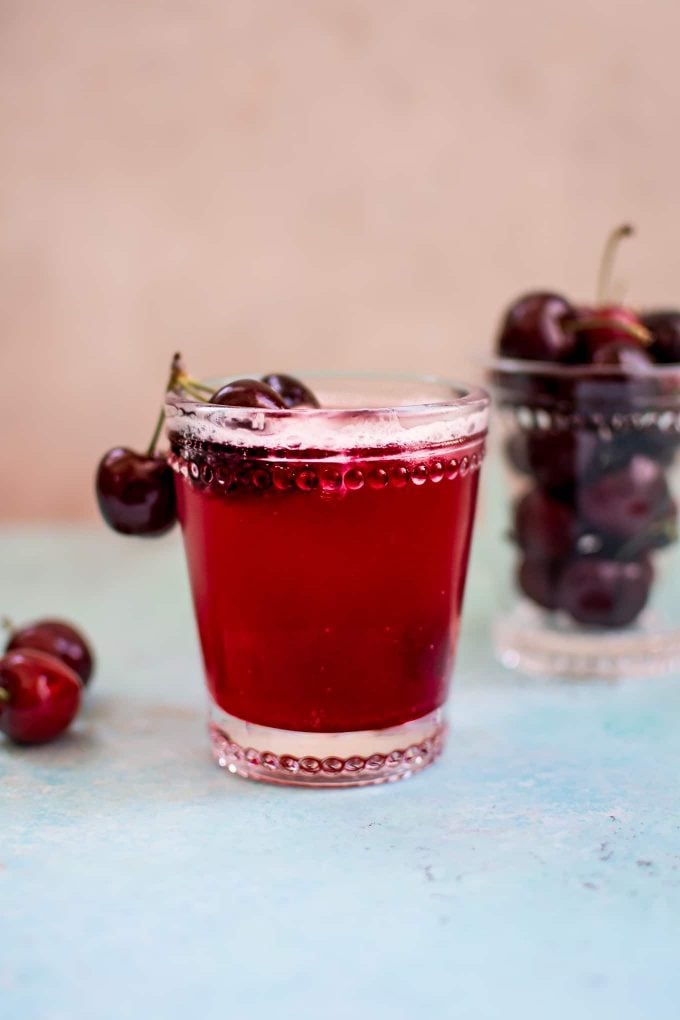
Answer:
[208,703,447,787]
[495,600,680,680]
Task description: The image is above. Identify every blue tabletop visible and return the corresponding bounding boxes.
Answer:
[2,522,680,1020]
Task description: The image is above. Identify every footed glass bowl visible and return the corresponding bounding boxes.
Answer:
[490,358,680,679]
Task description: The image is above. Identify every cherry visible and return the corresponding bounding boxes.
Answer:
[556,557,652,628]
[523,430,598,493]
[96,355,185,537]
[0,650,81,744]
[209,379,286,409]
[579,455,671,541]
[260,373,319,409]
[566,226,651,360]
[590,340,654,370]
[642,310,680,363]
[581,305,646,353]
[517,557,561,610]
[5,619,94,686]
[496,292,578,362]
[514,489,576,559]
[96,448,176,537]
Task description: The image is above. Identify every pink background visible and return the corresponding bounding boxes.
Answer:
[1,0,677,520]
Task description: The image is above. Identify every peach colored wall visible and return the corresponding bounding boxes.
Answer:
[1,0,678,520]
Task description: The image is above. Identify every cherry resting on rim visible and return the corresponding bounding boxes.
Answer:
[577,225,651,357]
[260,373,320,409]
[0,649,81,744]
[497,292,579,362]
[5,618,94,686]
[95,358,323,536]
[496,225,654,366]
[210,374,321,408]
[209,378,286,409]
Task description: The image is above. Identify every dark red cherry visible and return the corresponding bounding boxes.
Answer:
[579,455,671,541]
[6,619,94,686]
[517,557,562,610]
[523,430,598,493]
[260,373,320,409]
[514,489,576,559]
[96,448,177,537]
[209,379,286,409]
[581,305,645,353]
[590,340,653,370]
[0,650,81,744]
[497,292,579,362]
[556,557,652,628]
[642,310,680,363]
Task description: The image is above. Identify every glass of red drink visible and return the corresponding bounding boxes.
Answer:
[165,374,489,787]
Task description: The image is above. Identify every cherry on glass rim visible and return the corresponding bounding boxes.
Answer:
[208,379,286,409]
[260,373,320,409]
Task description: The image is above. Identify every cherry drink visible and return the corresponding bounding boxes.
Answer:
[165,375,489,786]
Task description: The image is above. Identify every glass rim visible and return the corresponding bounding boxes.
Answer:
[165,370,490,419]
[488,355,680,380]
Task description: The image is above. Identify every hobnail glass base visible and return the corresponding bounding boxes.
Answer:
[495,600,680,680]
[208,703,447,787]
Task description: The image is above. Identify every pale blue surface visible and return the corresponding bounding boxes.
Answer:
[3,523,680,1020]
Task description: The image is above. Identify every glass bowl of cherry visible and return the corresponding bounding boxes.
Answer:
[489,225,680,679]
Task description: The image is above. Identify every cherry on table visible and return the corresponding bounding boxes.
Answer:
[96,448,177,537]
[209,379,286,409]
[260,373,320,409]
[496,292,579,362]
[5,619,94,686]
[0,649,82,744]
[556,557,652,628]
[642,310,680,363]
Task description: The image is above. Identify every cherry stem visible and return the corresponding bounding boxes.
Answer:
[181,376,213,395]
[0,688,9,704]
[1,616,14,634]
[146,354,216,456]
[176,375,213,400]
[597,223,634,306]
[146,353,185,458]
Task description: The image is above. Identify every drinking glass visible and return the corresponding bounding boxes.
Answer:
[165,374,489,786]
